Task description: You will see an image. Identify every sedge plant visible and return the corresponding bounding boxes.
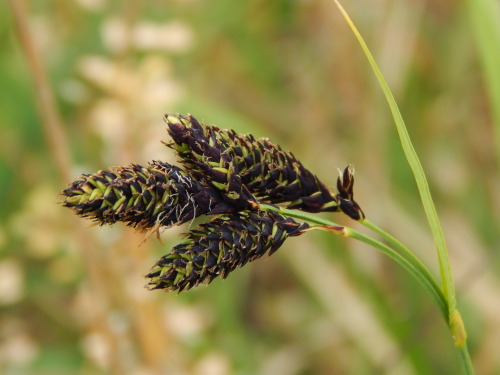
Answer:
[61,112,472,372]
[60,3,474,373]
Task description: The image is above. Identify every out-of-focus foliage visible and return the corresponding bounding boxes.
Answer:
[1,0,498,374]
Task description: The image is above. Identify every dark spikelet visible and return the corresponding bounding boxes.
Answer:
[61,161,226,230]
[164,113,341,213]
[164,114,257,213]
[336,166,365,220]
[146,210,309,292]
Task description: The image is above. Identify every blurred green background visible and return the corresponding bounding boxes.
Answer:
[1,0,499,374]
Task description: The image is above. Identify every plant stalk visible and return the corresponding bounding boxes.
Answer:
[361,218,444,313]
[259,204,447,319]
[330,1,473,373]
[331,0,456,317]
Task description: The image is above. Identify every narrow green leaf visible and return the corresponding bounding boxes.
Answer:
[331,0,456,317]
[361,219,445,314]
[260,204,448,320]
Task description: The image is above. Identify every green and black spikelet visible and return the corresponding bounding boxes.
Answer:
[61,112,364,293]
[146,210,309,292]
[165,114,341,213]
[61,161,230,230]
[164,114,257,214]
[165,113,364,220]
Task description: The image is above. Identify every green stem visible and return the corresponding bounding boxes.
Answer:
[329,2,474,372]
[331,0,456,317]
[345,227,448,320]
[260,204,448,319]
[459,344,475,375]
[361,218,444,313]
[262,204,473,373]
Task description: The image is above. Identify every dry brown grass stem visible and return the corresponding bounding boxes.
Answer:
[8,2,130,372]
[8,0,71,183]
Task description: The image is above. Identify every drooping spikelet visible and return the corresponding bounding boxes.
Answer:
[146,210,309,292]
[335,165,364,220]
[61,161,230,230]
[164,113,341,213]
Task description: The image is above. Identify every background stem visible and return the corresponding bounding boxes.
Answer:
[8,0,71,183]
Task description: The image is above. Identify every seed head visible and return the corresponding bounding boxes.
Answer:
[61,161,230,230]
[164,113,341,213]
[61,112,365,295]
[146,210,309,292]
[164,114,257,213]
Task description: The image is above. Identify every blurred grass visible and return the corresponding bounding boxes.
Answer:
[1,0,499,374]
[466,0,500,166]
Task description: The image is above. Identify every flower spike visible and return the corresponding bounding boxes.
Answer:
[165,114,257,213]
[61,113,365,294]
[164,113,342,213]
[61,161,229,230]
[146,210,309,292]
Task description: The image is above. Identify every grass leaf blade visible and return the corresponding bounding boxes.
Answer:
[331,0,457,315]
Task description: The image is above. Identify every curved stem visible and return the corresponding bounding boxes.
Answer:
[459,344,475,375]
[344,227,448,319]
[329,2,473,371]
[260,204,448,319]
[331,0,456,316]
[361,219,444,313]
